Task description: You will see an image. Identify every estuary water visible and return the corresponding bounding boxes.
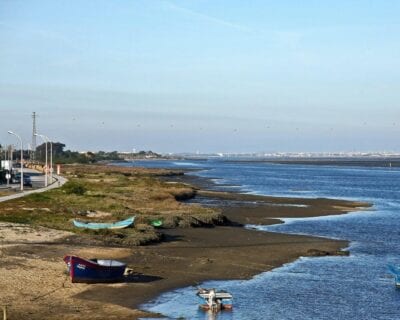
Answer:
[123,159,400,320]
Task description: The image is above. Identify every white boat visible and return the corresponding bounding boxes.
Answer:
[197,288,233,311]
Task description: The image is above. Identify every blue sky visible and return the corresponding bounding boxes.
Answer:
[1,0,399,153]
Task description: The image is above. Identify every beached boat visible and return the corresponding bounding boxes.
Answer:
[63,255,126,283]
[197,288,233,311]
[387,264,400,287]
[72,216,135,230]
[150,218,163,228]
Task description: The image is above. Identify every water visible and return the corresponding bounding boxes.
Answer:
[120,160,400,319]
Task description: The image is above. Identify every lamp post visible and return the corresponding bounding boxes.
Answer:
[45,137,53,184]
[8,131,23,191]
[4,145,10,186]
[9,144,13,163]
[9,145,14,185]
[35,134,48,187]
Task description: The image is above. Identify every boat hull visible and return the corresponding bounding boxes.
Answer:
[72,216,135,230]
[199,303,233,311]
[64,255,126,283]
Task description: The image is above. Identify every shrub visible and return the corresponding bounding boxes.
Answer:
[27,193,52,202]
[63,181,87,195]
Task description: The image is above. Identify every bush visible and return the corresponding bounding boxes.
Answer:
[63,181,87,195]
[27,193,52,202]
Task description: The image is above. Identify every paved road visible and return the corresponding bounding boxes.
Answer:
[0,170,68,203]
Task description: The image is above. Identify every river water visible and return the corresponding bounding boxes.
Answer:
[121,159,400,319]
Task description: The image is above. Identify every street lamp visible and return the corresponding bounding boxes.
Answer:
[35,133,48,187]
[7,131,23,191]
[36,134,53,185]
[45,136,53,184]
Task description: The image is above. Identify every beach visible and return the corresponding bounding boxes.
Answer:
[0,167,370,319]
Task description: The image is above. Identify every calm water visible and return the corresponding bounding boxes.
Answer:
[121,160,400,319]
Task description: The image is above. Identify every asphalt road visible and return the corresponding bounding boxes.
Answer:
[0,169,68,203]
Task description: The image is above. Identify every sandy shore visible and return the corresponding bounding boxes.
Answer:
[0,174,371,319]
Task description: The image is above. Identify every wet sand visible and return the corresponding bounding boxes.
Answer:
[0,175,371,319]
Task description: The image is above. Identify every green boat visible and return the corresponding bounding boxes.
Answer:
[73,216,135,230]
[150,219,163,227]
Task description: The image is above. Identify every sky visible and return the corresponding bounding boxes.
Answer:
[0,0,399,153]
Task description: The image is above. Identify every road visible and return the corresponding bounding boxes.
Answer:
[0,169,68,203]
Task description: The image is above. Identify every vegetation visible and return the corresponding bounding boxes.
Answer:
[63,181,87,195]
[33,142,163,164]
[35,143,121,164]
[0,164,223,246]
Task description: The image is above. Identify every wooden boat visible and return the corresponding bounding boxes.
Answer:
[72,216,135,230]
[387,264,400,288]
[197,288,233,311]
[63,255,126,283]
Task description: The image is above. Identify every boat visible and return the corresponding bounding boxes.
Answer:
[150,219,163,228]
[387,264,400,287]
[72,216,135,230]
[197,288,233,311]
[63,255,126,283]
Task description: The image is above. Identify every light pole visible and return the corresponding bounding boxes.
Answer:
[45,136,53,183]
[35,134,48,187]
[9,144,13,164]
[8,131,23,191]
[9,145,13,185]
[4,145,10,186]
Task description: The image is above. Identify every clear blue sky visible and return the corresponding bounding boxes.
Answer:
[1,0,399,153]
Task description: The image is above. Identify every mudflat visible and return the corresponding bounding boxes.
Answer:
[0,172,370,320]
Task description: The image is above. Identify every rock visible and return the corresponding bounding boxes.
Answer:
[306,249,350,257]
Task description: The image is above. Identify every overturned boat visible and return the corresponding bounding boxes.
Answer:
[72,216,135,230]
[197,288,233,311]
[64,255,127,283]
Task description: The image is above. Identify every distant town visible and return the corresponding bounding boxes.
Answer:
[2,111,399,187]
[167,151,400,160]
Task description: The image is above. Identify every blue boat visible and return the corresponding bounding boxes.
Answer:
[72,216,135,230]
[387,264,400,287]
[64,255,126,283]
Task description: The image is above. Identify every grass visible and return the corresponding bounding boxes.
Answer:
[0,190,15,197]
[0,164,223,246]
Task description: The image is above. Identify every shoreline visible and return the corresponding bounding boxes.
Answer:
[0,169,371,319]
[131,173,371,313]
